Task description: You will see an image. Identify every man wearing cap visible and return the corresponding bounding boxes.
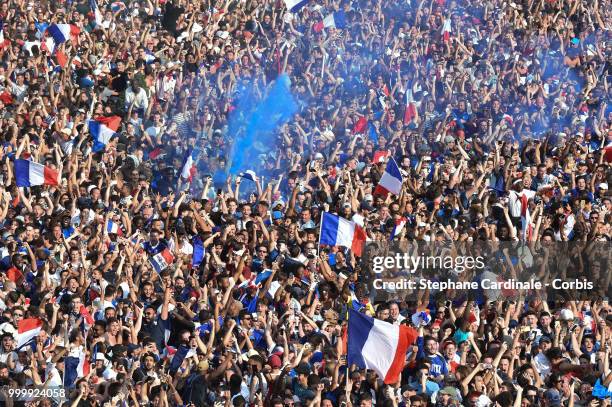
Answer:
[436,386,461,405]
[533,336,553,379]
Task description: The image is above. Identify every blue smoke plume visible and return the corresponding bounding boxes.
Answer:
[228,74,298,174]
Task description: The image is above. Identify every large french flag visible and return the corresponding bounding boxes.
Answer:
[64,350,90,388]
[319,212,366,257]
[45,24,80,53]
[16,318,43,349]
[14,159,59,187]
[89,116,121,152]
[150,248,175,273]
[313,10,347,32]
[283,0,308,12]
[347,309,417,384]
[373,157,403,197]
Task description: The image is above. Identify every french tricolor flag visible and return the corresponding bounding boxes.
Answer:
[106,220,123,236]
[90,0,103,26]
[374,157,403,197]
[89,115,121,152]
[283,0,308,12]
[14,159,59,187]
[80,304,94,333]
[111,1,126,12]
[181,148,199,181]
[319,212,367,257]
[64,350,90,388]
[390,217,407,240]
[403,90,417,125]
[0,20,10,50]
[44,24,80,53]
[150,248,175,273]
[520,194,532,241]
[16,318,43,349]
[347,309,418,384]
[441,18,452,42]
[313,10,347,32]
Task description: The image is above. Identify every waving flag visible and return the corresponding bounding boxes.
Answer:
[0,20,10,50]
[111,1,126,12]
[441,18,452,42]
[520,193,532,241]
[348,309,418,384]
[352,117,368,134]
[239,170,257,182]
[106,220,123,236]
[89,116,121,152]
[372,150,388,164]
[79,304,94,332]
[374,157,403,197]
[390,217,407,240]
[64,350,90,388]
[150,248,175,273]
[180,148,199,181]
[313,10,347,32]
[90,0,103,26]
[16,318,43,349]
[169,345,197,374]
[44,24,80,53]
[14,159,59,187]
[403,89,417,124]
[191,236,204,269]
[319,212,366,257]
[283,0,308,12]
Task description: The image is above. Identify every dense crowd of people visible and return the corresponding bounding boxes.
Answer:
[0,0,609,405]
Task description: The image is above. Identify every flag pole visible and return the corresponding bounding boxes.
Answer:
[317,211,326,257]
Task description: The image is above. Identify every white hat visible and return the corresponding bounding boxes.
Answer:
[599,183,608,190]
[559,309,574,321]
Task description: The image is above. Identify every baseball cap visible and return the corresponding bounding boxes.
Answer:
[268,354,282,369]
[439,386,460,400]
[360,201,375,211]
[272,210,283,220]
[543,389,561,406]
